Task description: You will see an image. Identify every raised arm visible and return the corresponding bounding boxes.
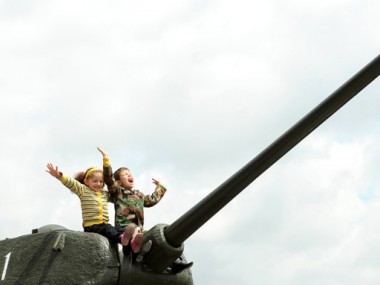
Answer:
[97,146,114,188]
[143,178,167,207]
[97,146,109,160]
[46,163,85,197]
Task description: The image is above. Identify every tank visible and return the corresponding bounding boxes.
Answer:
[1,54,379,285]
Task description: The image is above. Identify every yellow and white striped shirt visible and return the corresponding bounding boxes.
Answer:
[60,175,109,227]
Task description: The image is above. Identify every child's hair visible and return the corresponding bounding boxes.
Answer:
[114,167,130,181]
[74,167,103,184]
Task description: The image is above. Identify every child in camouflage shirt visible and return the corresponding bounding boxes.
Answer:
[97,147,166,255]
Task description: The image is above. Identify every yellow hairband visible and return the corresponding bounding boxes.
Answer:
[85,167,102,179]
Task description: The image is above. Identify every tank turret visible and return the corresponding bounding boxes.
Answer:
[1,54,379,284]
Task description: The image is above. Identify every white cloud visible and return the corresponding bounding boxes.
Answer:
[0,1,379,284]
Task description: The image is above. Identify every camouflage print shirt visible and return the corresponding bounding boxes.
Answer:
[102,158,166,229]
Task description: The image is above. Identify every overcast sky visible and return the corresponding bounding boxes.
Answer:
[0,1,379,284]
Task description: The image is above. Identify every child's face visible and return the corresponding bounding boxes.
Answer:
[84,172,104,191]
[117,169,134,190]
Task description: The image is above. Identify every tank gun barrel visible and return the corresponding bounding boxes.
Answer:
[165,54,380,247]
[144,55,380,273]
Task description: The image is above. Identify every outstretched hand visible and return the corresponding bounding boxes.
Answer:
[46,163,62,179]
[97,146,109,159]
[152,178,161,186]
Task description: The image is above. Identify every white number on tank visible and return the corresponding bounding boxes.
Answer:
[1,252,11,281]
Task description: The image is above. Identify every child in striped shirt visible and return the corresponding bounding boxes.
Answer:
[46,162,133,246]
